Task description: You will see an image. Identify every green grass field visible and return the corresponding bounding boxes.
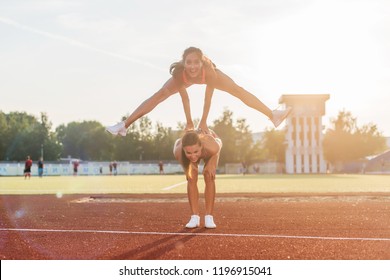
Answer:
[1,174,390,195]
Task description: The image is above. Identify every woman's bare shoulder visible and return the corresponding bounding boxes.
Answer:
[200,134,221,155]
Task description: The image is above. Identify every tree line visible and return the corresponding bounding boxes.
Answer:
[323,110,386,170]
[0,109,386,168]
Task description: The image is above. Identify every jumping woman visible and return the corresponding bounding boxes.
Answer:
[106,47,291,135]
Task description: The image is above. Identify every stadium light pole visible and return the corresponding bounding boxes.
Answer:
[41,144,44,160]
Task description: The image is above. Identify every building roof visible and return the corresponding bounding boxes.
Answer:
[279,94,330,104]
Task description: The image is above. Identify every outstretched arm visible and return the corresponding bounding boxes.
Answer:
[198,85,214,133]
[203,152,219,179]
[179,88,195,131]
[202,134,222,180]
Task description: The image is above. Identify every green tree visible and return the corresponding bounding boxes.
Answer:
[112,130,140,161]
[323,110,386,167]
[56,121,114,160]
[153,122,178,160]
[245,139,268,164]
[355,124,386,158]
[32,113,62,161]
[211,108,237,165]
[2,111,37,160]
[234,118,253,163]
[260,128,286,162]
[113,116,170,161]
[0,112,8,160]
[110,115,142,161]
[117,116,155,161]
[1,111,62,161]
[211,108,259,166]
[137,116,154,160]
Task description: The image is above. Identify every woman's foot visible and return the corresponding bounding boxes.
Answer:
[185,215,200,228]
[205,215,216,229]
[271,107,292,128]
[106,121,127,136]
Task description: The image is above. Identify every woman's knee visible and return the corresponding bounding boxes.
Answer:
[187,175,198,185]
[203,170,215,182]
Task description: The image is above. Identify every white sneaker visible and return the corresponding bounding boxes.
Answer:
[205,215,216,229]
[185,215,200,228]
[106,121,127,136]
[271,107,292,128]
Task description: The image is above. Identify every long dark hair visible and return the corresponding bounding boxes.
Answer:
[170,47,217,87]
[181,131,202,176]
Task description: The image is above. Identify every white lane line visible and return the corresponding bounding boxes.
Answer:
[162,181,187,190]
[1,228,390,242]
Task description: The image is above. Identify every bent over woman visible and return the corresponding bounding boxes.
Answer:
[173,130,222,228]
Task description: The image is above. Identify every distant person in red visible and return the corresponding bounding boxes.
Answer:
[158,161,164,174]
[24,155,33,179]
[73,160,79,176]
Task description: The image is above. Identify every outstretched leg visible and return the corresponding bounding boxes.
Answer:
[215,70,273,118]
[106,79,179,136]
[215,70,291,127]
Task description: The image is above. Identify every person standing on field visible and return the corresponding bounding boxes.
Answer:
[37,157,44,178]
[24,156,33,179]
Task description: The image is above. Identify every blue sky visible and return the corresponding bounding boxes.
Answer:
[1,0,389,135]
